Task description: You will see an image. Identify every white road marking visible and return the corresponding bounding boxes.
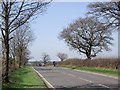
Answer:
[61,71,112,89]
[60,67,118,79]
[34,67,116,89]
[63,72,92,82]
[98,84,113,89]
[79,77,92,83]
[67,73,76,77]
[74,69,118,79]
[32,67,55,89]
[55,70,59,72]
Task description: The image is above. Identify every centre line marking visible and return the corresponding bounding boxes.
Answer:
[67,73,76,77]
[62,72,92,83]
[79,77,92,83]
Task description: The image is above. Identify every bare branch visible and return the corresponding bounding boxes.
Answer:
[59,17,113,59]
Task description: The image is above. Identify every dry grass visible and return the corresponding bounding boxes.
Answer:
[57,58,119,70]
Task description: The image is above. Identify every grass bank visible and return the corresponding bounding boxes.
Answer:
[57,65,119,76]
[3,66,47,88]
[57,58,119,70]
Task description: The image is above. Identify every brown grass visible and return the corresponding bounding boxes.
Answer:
[57,58,119,70]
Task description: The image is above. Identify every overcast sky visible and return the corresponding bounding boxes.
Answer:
[29,2,118,61]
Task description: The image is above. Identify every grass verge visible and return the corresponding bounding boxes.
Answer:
[57,65,119,76]
[2,66,47,88]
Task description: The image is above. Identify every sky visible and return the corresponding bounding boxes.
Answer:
[29,2,118,61]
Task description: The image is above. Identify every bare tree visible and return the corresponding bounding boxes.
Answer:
[42,53,50,65]
[0,34,2,58]
[87,1,120,30]
[59,17,113,59]
[9,34,17,70]
[0,0,51,82]
[57,53,68,61]
[9,25,32,69]
[13,24,34,68]
[21,48,31,66]
[0,35,5,58]
[0,42,2,58]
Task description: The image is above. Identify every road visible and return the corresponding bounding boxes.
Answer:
[33,66,119,89]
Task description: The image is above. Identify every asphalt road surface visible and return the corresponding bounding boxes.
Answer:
[33,66,119,89]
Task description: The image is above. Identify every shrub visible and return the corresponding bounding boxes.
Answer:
[57,58,119,70]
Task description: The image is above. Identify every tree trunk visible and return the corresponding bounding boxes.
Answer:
[86,52,91,60]
[86,44,92,60]
[19,55,22,68]
[4,3,10,82]
[87,55,91,59]
[61,59,63,62]
[19,48,22,68]
[5,32,9,83]
[44,61,46,65]
[13,56,16,70]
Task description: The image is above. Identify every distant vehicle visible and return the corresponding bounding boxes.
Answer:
[37,64,42,66]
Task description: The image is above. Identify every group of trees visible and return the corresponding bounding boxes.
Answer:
[0,0,51,83]
[9,24,33,69]
[59,1,120,60]
[41,1,120,62]
[41,52,68,65]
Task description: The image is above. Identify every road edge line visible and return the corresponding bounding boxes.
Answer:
[74,69,118,79]
[58,67,118,79]
[32,67,55,89]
